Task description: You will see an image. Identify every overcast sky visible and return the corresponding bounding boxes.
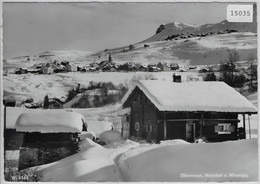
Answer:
[3,2,230,59]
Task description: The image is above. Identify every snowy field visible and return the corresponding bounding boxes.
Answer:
[34,138,257,182]
[90,32,257,65]
[3,71,203,105]
[194,32,257,50]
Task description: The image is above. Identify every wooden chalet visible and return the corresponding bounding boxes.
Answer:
[121,80,257,143]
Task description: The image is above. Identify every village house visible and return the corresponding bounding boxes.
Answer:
[6,111,88,170]
[147,64,161,72]
[170,63,179,70]
[120,80,256,143]
[42,65,54,74]
[136,63,147,71]
[157,62,171,71]
[48,98,64,109]
[15,67,28,74]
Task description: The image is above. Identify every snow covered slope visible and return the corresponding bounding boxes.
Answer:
[91,32,257,66]
[34,138,257,182]
[117,139,258,182]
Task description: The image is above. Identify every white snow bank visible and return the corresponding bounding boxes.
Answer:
[35,138,257,182]
[105,139,140,149]
[79,138,103,151]
[99,130,123,144]
[79,131,96,141]
[15,111,85,133]
[118,139,258,182]
[87,121,114,138]
[37,138,119,182]
[160,139,190,146]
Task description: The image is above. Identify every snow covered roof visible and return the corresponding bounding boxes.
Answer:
[122,80,257,113]
[15,111,85,133]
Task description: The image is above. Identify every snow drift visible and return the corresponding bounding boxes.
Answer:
[117,139,258,182]
[15,111,85,133]
[37,138,119,182]
[34,138,257,182]
[99,130,123,144]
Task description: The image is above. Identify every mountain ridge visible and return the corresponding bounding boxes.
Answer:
[143,19,257,43]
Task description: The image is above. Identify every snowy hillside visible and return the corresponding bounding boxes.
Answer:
[4,50,92,73]
[3,71,203,105]
[34,138,257,182]
[90,32,257,66]
[3,32,257,71]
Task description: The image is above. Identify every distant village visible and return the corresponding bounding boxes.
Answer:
[14,52,200,75]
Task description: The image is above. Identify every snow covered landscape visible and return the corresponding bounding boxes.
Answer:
[34,138,258,182]
[2,2,258,183]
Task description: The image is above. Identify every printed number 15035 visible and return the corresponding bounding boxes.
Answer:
[230,10,250,17]
[227,5,253,22]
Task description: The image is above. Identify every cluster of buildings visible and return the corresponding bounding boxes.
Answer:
[14,53,199,75]
[164,29,238,41]
[15,60,77,75]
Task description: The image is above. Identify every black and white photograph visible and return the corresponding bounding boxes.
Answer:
[1,0,258,182]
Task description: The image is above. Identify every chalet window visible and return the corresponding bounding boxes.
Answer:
[215,123,235,134]
[145,125,152,132]
[135,122,140,132]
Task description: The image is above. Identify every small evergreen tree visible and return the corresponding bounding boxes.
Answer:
[129,44,134,50]
[76,83,81,93]
[67,89,76,102]
[219,49,244,87]
[108,52,112,62]
[248,55,257,88]
[93,95,101,107]
[43,95,49,109]
[204,72,217,81]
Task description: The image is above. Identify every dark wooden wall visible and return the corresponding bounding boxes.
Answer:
[126,87,158,142]
[4,129,24,150]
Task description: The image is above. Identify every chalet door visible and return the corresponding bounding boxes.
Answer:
[122,121,130,139]
[186,123,195,142]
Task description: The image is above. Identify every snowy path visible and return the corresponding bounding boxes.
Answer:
[62,93,83,108]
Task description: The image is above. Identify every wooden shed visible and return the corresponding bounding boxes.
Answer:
[121,80,257,143]
[14,111,87,170]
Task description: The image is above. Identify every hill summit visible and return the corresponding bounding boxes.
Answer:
[144,19,257,42]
